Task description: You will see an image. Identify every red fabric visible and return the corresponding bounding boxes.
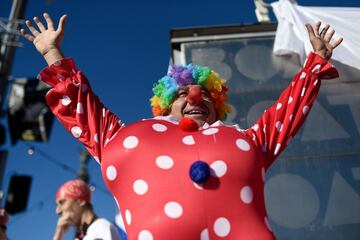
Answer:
[40,53,338,239]
[56,179,91,202]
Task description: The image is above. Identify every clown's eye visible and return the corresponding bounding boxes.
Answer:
[201,90,210,98]
[177,91,188,97]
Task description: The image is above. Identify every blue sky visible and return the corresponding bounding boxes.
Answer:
[1,0,359,239]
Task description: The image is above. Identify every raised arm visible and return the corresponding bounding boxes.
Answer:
[21,14,123,163]
[245,22,343,169]
[21,13,67,66]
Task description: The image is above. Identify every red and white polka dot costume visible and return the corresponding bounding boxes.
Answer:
[39,52,338,240]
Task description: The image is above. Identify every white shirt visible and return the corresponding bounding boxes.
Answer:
[83,218,121,240]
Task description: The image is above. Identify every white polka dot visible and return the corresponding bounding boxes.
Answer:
[123,136,139,149]
[312,64,321,73]
[182,135,195,145]
[252,134,256,140]
[71,126,82,138]
[76,102,83,114]
[214,217,231,237]
[288,96,293,104]
[106,165,117,181]
[289,114,293,122]
[236,139,250,151]
[81,84,88,92]
[193,182,203,190]
[138,230,153,240]
[200,228,209,240]
[274,143,281,155]
[156,155,174,169]
[263,125,266,133]
[94,133,99,143]
[125,209,132,225]
[303,106,309,115]
[276,103,282,110]
[314,79,319,86]
[202,128,219,135]
[300,72,306,79]
[133,179,148,195]
[152,123,167,132]
[252,124,259,131]
[264,216,273,232]
[301,87,306,97]
[275,121,283,132]
[164,201,183,219]
[262,168,266,182]
[72,68,77,74]
[109,123,113,131]
[303,58,308,67]
[210,161,227,177]
[61,96,71,106]
[240,186,254,204]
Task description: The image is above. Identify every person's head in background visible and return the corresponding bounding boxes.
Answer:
[55,179,93,227]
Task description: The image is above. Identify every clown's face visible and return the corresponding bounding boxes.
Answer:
[169,85,217,127]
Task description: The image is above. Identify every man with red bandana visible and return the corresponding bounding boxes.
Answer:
[22,13,342,240]
[54,179,121,240]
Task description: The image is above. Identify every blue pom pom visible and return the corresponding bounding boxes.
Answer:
[189,161,210,184]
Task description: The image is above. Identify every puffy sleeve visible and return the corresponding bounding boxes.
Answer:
[244,52,338,170]
[38,58,123,164]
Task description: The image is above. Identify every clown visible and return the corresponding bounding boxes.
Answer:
[22,13,342,240]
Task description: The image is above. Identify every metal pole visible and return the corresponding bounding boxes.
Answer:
[77,149,90,183]
[0,0,27,114]
[0,0,27,204]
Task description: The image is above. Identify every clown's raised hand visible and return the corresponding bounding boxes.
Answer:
[21,13,67,66]
[306,21,343,61]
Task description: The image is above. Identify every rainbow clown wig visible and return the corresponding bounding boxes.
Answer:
[150,64,232,121]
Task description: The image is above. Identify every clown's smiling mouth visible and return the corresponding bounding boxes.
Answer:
[183,108,209,117]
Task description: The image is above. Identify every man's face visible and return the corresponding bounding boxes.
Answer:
[56,198,83,226]
[169,85,217,126]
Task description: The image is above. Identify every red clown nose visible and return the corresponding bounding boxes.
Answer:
[186,86,203,105]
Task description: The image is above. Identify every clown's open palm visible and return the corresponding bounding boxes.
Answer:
[21,13,67,65]
[306,21,343,60]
